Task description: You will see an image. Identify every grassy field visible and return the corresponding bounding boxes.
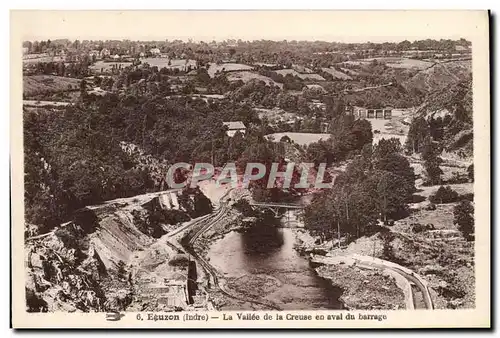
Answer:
[23,53,54,64]
[275,69,325,81]
[23,75,81,97]
[141,58,197,70]
[89,61,133,73]
[344,58,434,70]
[207,63,254,77]
[227,71,283,88]
[321,68,352,80]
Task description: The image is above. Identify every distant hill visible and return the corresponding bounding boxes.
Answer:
[403,60,472,94]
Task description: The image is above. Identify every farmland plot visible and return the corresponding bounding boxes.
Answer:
[141,58,197,70]
[275,69,325,81]
[207,63,254,77]
[89,61,133,72]
[321,68,352,80]
[23,75,81,97]
[227,71,283,88]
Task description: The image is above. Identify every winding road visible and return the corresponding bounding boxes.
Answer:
[313,254,434,310]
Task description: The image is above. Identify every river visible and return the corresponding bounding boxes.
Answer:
[207,224,343,310]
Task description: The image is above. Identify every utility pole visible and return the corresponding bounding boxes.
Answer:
[337,219,341,249]
[211,139,214,166]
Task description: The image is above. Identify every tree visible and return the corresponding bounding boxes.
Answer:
[405,116,430,153]
[196,67,210,84]
[116,260,127,280]
[373,138,402,159]
[467,164,474,182]
[304,192,337,242]
[422,137,443,185]
[373,138,415,195]
[280,135,291,143]
[375,171,411,222]
[424,158,443,186]
[454,200,474,240]
[349,119,373,151]
[80,79,87,100]
[306,140,334,167]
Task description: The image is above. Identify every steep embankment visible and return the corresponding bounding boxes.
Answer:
[418,78,473,157]
[405,60,473,158]
[25,188,213,313]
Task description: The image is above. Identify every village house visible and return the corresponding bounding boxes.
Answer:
[150,48,161,56]
[88,50,101,60]
[222,121,246,137]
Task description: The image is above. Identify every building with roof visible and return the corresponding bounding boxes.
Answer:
[350,106,392,120]
[222,121,246,137]
[150,48,161,56]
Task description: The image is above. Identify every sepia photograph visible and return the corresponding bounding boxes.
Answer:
[10,10,490,329]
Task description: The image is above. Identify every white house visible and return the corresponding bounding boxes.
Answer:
[150,48,161,56]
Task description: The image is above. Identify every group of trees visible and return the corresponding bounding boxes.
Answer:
[24,61,91,78]
[24,87,260,232]
[304,138,415,243]
[306,114,373,166]
[454,200,474,240]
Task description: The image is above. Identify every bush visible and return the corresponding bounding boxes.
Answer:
[426,202,437,211]
[280,135,292,143]
[410,194,426,203]
[429,186,459,204]
[412,223,434,233]
[459,193,474,202]
[411,223,426,233]
[168,254,190,267]
[467,164,474,182]
[233,199,255,216]
[446,171,469,184]
[116,260,127,280]
[55,227,79,248]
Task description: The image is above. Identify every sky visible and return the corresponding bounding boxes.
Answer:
[12,10,481,43]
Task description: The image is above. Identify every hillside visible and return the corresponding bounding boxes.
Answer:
[344,83,425,109]
[418,78,473,157]
[25,188,213,312]
[403,60,472,93]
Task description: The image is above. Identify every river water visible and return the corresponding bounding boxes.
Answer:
[207,225,343,310]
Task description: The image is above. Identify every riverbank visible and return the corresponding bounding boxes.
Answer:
[293,229,407,310]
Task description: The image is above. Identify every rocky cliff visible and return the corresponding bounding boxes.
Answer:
[25,188,213,313]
